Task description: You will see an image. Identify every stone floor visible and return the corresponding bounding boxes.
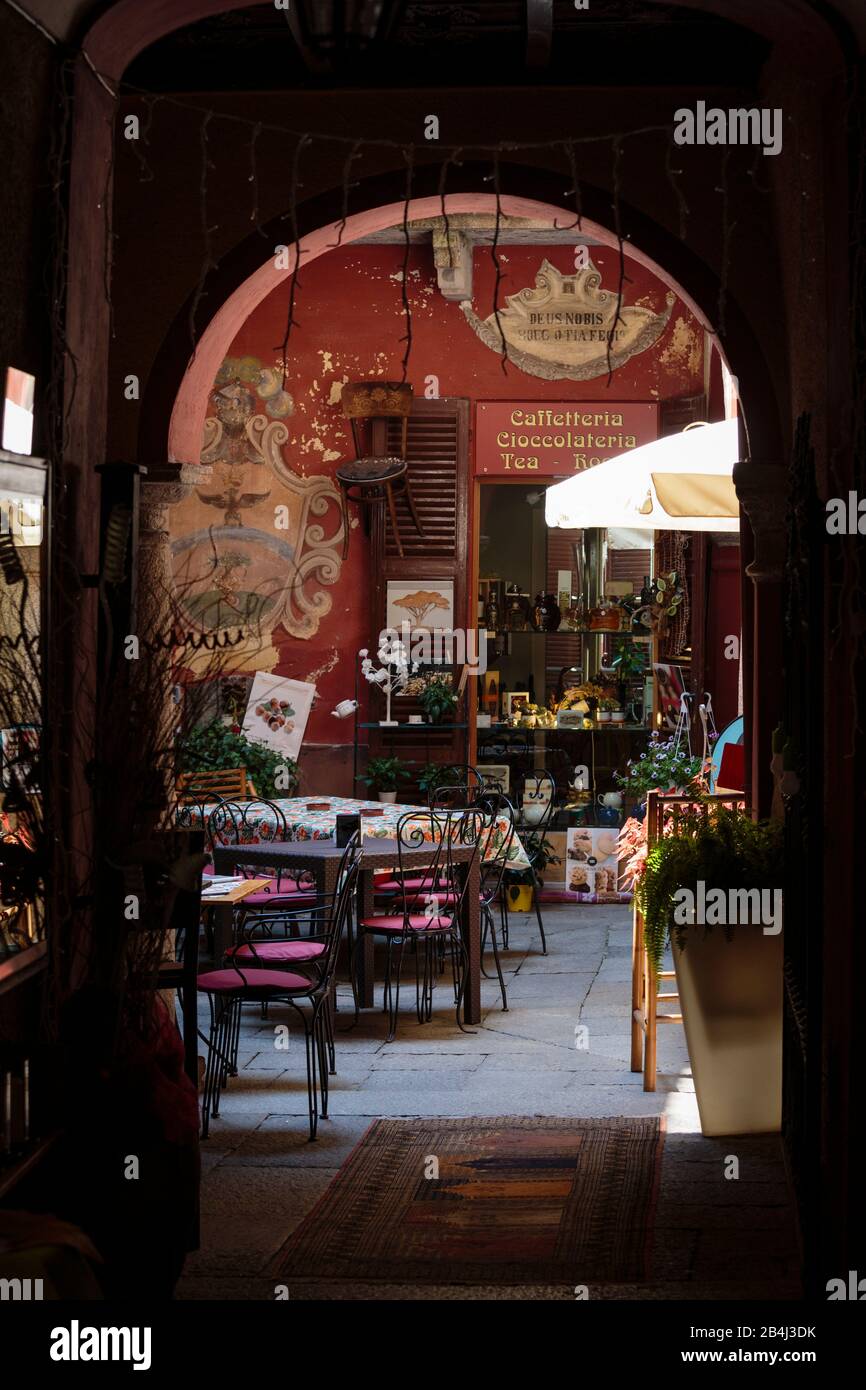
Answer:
[178,904,802,1300]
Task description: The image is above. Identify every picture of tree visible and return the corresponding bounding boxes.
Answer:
[388,586,454,628]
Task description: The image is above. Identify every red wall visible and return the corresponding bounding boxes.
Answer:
[172,241,706,750]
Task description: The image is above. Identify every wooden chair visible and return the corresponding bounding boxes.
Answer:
[631,789,748,1091]
[176,767,256,803]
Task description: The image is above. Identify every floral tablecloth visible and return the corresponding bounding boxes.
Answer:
[191,795,530,869]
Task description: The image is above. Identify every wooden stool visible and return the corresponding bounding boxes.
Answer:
[630,788,748,1090]
[335,455,422,559]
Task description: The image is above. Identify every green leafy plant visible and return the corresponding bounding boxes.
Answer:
[416,762,462,795]
[599,697,620,713]
[176,719,298,800]
[609,639,646,680]
[508,835,561,886]
[636,806,784,971]
[615,734,702,800]
[361,756,410,794]
[419,676,459,724]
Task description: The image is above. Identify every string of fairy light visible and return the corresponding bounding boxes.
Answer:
[6,0,778,438]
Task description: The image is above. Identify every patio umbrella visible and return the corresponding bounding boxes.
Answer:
[545,419,740,533]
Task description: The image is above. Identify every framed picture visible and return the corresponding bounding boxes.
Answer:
[386,580,455,632]
[504,691,530,718]
[242,673,316,762]
[478,763,509,795]
[652,663,686,729]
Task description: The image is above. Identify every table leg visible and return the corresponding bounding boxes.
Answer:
[357,867,376,1008]
[462,855,481,1025]
[211,904,234,961]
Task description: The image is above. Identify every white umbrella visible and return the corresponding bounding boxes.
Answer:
[545,419,740,533]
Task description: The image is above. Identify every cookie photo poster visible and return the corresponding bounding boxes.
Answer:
[565,826,629,903]
[241,673,316,763]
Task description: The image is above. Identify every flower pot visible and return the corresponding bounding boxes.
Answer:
[597,711,611,723]
[611,712,626,723]
[507,884,534,912]
[672,923,783,1136]
[377,790,397,803]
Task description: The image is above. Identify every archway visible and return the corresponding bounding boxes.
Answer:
[167,193,737,467]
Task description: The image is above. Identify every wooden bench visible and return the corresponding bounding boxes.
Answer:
[176,768,256,804]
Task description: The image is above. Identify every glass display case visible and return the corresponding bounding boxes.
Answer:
[474,480,655,817]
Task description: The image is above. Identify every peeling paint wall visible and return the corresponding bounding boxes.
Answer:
[167,241,706,751]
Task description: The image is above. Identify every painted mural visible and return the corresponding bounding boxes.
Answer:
[170,354,345,663]
[166,242,709,748]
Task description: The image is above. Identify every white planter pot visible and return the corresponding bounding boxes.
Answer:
[378,790,397,803]
[672,923,783,1136]
[597,711,611,723]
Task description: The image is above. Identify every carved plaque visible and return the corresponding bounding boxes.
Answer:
[461,257,675,380]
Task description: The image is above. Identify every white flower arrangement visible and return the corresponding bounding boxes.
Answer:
[359,643,419,726]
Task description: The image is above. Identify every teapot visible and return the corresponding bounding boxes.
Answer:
[597,791,623,809]
[331,699,359,719]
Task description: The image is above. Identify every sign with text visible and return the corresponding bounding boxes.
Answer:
[475,401,658,477]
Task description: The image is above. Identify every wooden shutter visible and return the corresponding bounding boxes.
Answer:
[367,398,470,783]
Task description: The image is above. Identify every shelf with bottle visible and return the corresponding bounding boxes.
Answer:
[484,628,652,641]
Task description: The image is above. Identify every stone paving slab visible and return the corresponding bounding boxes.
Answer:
[182,903,801,1301]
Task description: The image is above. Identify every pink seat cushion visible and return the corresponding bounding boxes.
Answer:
[241,888,318,908]
[359,914,456,933]
[226,940,325,963]
[197,967,311,993]
[375,876,449,893]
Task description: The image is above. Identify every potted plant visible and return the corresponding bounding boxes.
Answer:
[419,675,459,725]
[597,697,618,723]
[636,805,784,1136]
[416,762,461,798]
[615,733,703,816]
[362,756,410,803]
[176,719,299,799]
[506,836,560,911]
[609,638,646,704]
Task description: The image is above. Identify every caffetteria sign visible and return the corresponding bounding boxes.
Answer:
[475,402,658,476]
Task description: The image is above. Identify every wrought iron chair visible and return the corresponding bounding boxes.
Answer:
[476,791,517,1011]
[197,832,361,1140]
[210,799,318,922]
[352,806,484,1041]
[426,764,485,809]
[502,769,557,955]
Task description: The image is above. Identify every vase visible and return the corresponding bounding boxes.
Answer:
[378,790,397,803]
[531,593,561,632]
[672,923,783,1136]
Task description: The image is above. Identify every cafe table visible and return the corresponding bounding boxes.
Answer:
[204,794,530,869]
[200,877,274,960]
[211,835,485,1023]
[198,796,530,1025]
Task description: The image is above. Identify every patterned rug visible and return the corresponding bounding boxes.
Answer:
[270,1116,664,1286]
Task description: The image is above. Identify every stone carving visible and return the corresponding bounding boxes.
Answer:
[461,257,674,380]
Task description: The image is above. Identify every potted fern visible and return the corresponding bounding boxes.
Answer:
[636,805,784,1136]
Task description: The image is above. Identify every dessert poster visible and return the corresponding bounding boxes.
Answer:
[241,673,316,763]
